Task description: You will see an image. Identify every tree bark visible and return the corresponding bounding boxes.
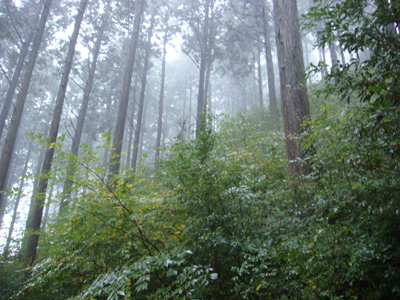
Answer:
[328,40,339,70]
[126,81,137,168]
[273,0,312,176]
[155,32,167,166]
[195,0,211,139]
[260,0,279,117]
[24,0,88,266]
[0,0,53,228]
[132,14,155,173]
[108,0,145,179]
[0,1,43,141]
[256,49,264,107]
[60,0,112,211]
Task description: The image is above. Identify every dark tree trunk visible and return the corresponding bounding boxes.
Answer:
[0,1,43,141]
[0,0,53,228]
[24,0,88,266]
[108,0,145,179]
[24,124,49,234]
[155,32,167,166]
[60,0,112,211]
[273,0,312,176]
[132,14,155,172]
[260,0,279,117]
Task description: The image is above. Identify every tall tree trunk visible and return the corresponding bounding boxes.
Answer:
[2,139,33,259]
[273,0,312,176]
[155,32,167,166]
[24,0,88,266]
[195,0,211,139]
[0,1,43,141]
[41,183,54,231]
[132,14,155,172]
[0,0,53,228]
[188,84,193,140]
[24,124,49,234]
[204,1,215,114]
[318,47,326,79]
[260,0,279,117]
[0,170,15,229]
[60,0,111,211]
[138,101,148,163]
[328,41,339,70]
[108,0,145,179]
[340,44,346,66]
[126,82,137,168]
[256,49,264,107]
[303,36,312,85]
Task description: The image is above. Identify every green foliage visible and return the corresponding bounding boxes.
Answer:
[2,2,400,298]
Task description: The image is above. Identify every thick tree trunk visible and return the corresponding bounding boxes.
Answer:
[108,0,145,179]
[60,0,111,211]
[273,0,312,176]
[132,15,155,172]
[155,33,167,166]
[24,0,88,266]
[0,0,53,228]
[260,0,278,117]
[0,1,43,141]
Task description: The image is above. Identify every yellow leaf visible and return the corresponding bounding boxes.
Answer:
[256,284,262,291]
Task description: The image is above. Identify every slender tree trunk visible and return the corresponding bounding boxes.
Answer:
[328,41,339,70]
[0,0,53,228]
[273,0,312,176]
[188,84,192,140]
[60,0,111,211]
[256,49,264,107]
[24,0,88,266]
[260,0,279,117]
[303,37,312,85]
[108,0,145,179]
[195,0,211,139]
[340,44,346,66]
[132,14,155,172]
[0,1,43,141]
[321,46,328,74]
[2,139,33,259]
[41,183,54,231]
[318,47,326,79]
[138,101,148,163]
[126,82,137,168]
[103,90,114,167]
[204,2,215,113]
[155,32,167,166]
[0,171,15,229]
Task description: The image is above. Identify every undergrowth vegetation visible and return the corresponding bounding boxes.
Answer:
[1,84,399,298]
[1,0,400,298]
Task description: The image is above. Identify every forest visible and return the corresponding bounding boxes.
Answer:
[0,0,399,298]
